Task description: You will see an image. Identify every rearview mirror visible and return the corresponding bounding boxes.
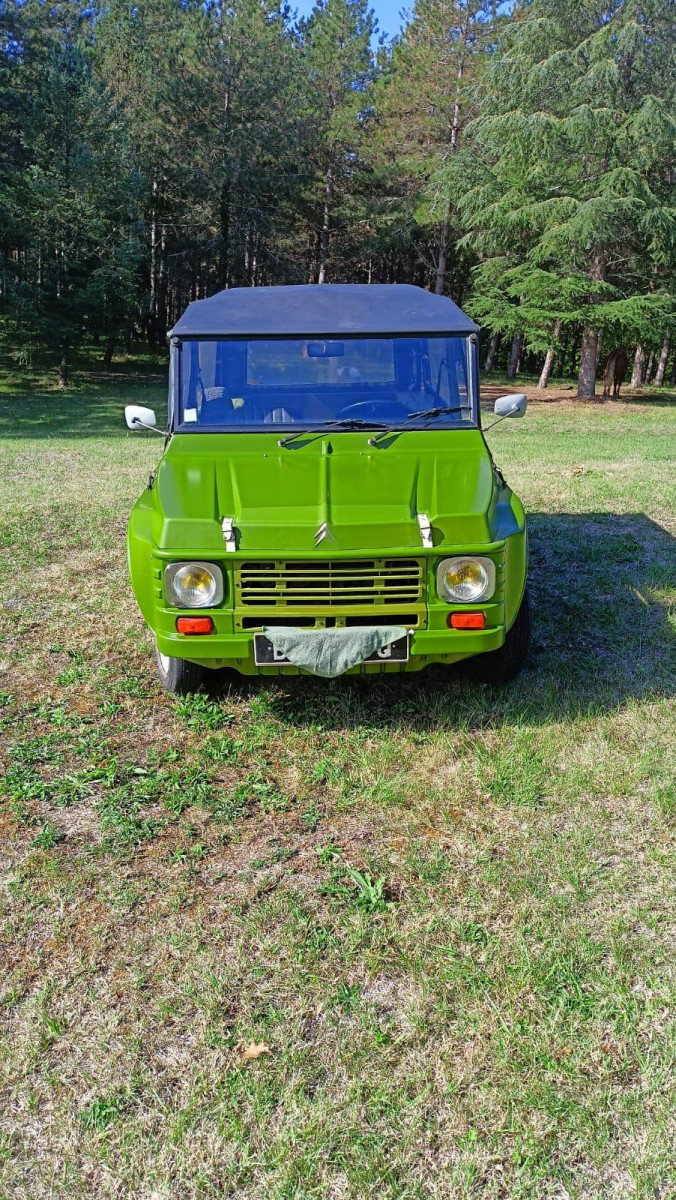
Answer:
[125,404,157,430]
[493,393,527,418]
[307,341,345,358]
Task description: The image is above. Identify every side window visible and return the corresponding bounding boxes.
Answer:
[453,342,470,406]
[427,339,470,411]
[427,339,451,403]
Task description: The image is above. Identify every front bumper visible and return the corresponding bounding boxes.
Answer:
[155,623,506,674]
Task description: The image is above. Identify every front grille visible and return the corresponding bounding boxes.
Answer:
[234,558,426,629]
[237,558,423,607]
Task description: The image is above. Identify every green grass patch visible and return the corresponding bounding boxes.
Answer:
[0,361,674,1198]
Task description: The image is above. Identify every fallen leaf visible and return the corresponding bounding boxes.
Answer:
[236,1041,271,1062]
[570,465,586,476]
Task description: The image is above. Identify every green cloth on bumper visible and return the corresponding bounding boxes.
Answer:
[262,625,408,678]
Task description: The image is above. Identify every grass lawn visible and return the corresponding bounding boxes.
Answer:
[0,364,674,1199]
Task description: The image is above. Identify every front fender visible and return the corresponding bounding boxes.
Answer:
[127,492,157,628]
[503,490,528,629]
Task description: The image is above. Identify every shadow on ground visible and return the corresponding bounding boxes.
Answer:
[212,512,675,731]
[0,382,167,438]
[480,379,675,408]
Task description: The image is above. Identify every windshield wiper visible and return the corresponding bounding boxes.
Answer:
[367,406,469,446]
[406,405,467,420]
[278,418,388,448]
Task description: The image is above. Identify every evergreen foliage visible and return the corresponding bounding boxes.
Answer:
[0,0,673,391]
[449,0,675,393]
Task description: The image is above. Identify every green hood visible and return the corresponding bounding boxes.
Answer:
[151,429,521,554]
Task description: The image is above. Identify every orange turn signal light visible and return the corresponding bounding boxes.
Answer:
[176,616,214,635]
[448,612,486,630]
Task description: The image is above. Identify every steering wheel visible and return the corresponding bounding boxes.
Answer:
[336,400,405,420]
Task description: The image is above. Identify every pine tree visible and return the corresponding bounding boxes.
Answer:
[0,0,145,377]
[1,0,673,373]
[450,0,675,396]
[299,0,375,283]
[367,0,493,295]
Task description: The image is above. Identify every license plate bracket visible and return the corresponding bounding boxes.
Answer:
[253,633,410,666]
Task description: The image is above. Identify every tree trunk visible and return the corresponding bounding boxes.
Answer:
[102,336,114,366]
[158,223,167,339]
[671,349,676,385]
[555,333,568,378]
[569,330,579,377]
[58,347,69,388]
[149,177,159,345]
[307,231,317,284]
[630,343,645,388]
[485,331,499,372]
[653,333,670,386]
[317,160,334,285]
[434,49,464,295]
[643,349,654,384]
[538,348,555,390]
[576,327,600,399]
[434,202,450,295]
[506,332,522,380]
[219,183,230,291]
[576,254,606,398]
[538,320,562,389]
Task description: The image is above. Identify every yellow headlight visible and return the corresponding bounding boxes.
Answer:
[437,557,495,603]
[165,562,223,608]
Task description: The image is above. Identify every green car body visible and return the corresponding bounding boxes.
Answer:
[125,285,529,686]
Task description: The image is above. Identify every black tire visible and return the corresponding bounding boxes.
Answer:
[461,589,531,684]
[155,644,207,694]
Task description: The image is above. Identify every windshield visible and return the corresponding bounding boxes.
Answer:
[175,335,477,431]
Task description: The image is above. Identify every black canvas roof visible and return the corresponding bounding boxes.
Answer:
[170,284,478,338]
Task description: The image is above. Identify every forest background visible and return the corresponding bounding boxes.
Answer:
[1,0,674,396]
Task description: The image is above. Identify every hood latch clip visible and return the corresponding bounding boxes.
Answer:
[222,517,237,552]
[417,513,433,549]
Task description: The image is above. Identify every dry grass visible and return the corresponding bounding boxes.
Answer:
[0,371,674,1199]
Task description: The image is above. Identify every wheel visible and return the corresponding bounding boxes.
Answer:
[461,589,531,684]
[155,643,207,694]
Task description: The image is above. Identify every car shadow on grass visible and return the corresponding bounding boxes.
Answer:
[214,512,675,731]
